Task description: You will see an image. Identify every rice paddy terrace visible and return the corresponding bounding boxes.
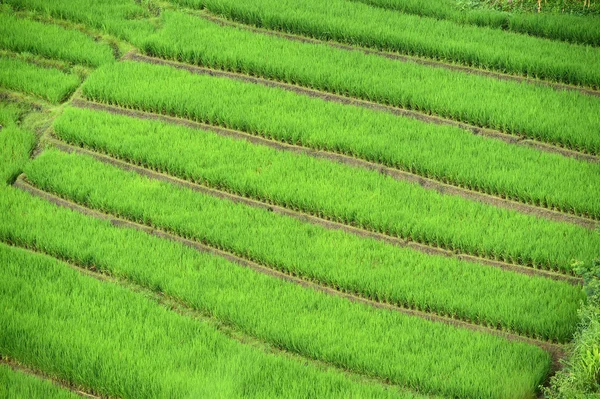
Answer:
[0,0,599,398]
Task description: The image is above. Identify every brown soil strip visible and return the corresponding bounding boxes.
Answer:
[198,11,600,97]
[0,356,103,399]
[3,245,422,398]
[71,98,599,230]
[125,52,600,164]
[42,136,583,287]
[12,177,568,372]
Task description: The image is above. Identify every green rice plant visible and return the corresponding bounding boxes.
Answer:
[135,16,600,155]
[3,0,156,43]
[0,57,80,103]
[0,363,79,399]
[20,146,587,343]
[0,13,114,67]
[0,99,28,126]
[167,0,600,87]
[0,240,421,399]
[0,186,554,399]
[350,0,600,45]
[0,101,36,185]
[75,59,600,216]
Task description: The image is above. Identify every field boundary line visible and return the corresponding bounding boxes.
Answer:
[125,52,600,164]
[196,11,600,97]
[1,244,431,398]
[0,356,104,399]
[41,137,583,286]
[11,177,568,369]
[71,98,599,230]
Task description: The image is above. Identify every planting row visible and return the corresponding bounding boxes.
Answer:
[24,141,585,342]
[57,105,600,273]
[0,363,79,399]
[0,12,114,67]
[350,0,600,45]
[0,56,80,103]
[0,240,424,399]
[3,0,156,42]
[80,59,600,217]
[1,185,555,398]
[135,14,600,155]
[169,0,600,87]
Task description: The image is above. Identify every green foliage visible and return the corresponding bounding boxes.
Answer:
[168,0,600,87]
[350,0,600,45]
[0,363,79,399]
[544,269,600,398]
[22,137,587,344]
[140,12,600,155]
[0,13,114,67]
[0,57,80,103]
[0,239,414,399]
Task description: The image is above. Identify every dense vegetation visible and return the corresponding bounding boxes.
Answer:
[139,12,600,155]
[349,0,600,45]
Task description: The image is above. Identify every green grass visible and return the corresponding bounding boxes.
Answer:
[0,57,80,103]
[167,0,600,88]
[20,144,587,343]
[0,185,554,398]
[137,14,600,155]
[350,0,600,45]
[0,363,79,399]
[75,59,600,217]
[0,240,421,399]
[0,13,114,67]
[77,67,600,270]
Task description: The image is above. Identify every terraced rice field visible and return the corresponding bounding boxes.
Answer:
[0,1,599,398]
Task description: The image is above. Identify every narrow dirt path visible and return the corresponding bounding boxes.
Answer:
[125,52,600,164]
[0,356,103,399]
[12,177,568,373]
[72,98,599,230]
[198,11,600,98]
[35,138,585,288]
